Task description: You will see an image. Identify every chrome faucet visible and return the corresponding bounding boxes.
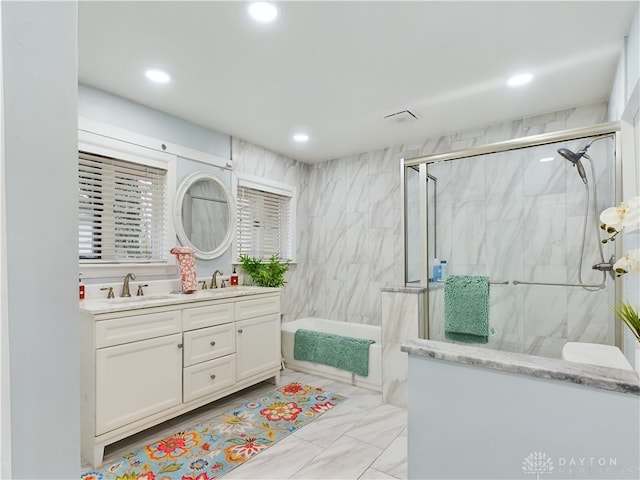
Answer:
[210,269,223,289]
[121,272,136,297]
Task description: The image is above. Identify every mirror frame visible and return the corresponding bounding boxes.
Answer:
[174,171,235,260]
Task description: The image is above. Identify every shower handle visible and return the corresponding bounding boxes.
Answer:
[592,255,617,280]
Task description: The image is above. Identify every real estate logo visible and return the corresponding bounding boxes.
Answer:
[522,451,555,479]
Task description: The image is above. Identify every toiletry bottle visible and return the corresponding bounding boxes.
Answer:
[230,267,239,286]
[432,258,441,282]
[79,274,85,300]
[440,260,448,281]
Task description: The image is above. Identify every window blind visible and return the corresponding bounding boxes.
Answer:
[79,151,168,263]
[236,185,292,260]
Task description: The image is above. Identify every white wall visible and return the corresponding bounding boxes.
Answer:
[0,4,9,476]
[79,84,230,159]
[2,2,79,478]
[407,354,640,479]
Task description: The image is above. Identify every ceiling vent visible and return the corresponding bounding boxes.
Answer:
[384,110,418,125]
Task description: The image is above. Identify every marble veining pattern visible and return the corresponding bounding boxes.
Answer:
[234,103,613,357]
[401,338,640,394]
[421,103,615,358]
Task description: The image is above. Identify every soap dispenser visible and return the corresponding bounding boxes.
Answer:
[230,267,239,286]
[79,274,85,300]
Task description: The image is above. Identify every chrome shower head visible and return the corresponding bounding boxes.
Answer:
[557,147,588,184]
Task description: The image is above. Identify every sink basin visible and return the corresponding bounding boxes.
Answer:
[103,294,175,304]
[168,286,264,298]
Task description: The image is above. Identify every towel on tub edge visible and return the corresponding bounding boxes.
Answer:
[293,328,375,377]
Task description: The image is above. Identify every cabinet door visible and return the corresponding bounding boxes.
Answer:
[96,333,183,435]
[236,314,281,381]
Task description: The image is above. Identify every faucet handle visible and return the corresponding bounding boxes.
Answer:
[199,280,208,290]
[100,287,115,299]
[136,284,149,296]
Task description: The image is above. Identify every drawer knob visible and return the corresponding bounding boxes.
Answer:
[210,340,216,346]
[237,329,243,334]
[210,374,216,380]
[177,343,183,349]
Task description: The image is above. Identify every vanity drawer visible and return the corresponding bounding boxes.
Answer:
[235,294,280,321]
[96,310,182,348]
[183,301,234,331]
[183,323,235,367]
[183,354,235,403]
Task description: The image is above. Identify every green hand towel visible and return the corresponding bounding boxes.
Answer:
[444,275,490,344]
[293,328,375,377]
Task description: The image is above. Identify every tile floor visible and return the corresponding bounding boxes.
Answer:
[81,369,408,479]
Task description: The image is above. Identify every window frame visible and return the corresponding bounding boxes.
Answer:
[78,126,177,279]
[232,171,297,263]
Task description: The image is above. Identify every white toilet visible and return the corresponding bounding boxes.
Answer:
[562,342,633,371]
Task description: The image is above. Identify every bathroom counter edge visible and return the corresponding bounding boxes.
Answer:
[401,338,640,395]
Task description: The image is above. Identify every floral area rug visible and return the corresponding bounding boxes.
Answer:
[81,383,345,480]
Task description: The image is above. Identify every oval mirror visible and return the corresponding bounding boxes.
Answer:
[174,172,235,259]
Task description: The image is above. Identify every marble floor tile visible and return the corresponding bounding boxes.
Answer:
[291,435,383,480]
[343,389,384,411]
[345,403,407,449]
[370,435,407,479]
[358,467,400,479]
[222,435,324,479]
[293,403,370,448]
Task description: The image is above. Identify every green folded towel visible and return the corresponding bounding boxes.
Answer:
[293,328,375,377]
[444,275,490,344]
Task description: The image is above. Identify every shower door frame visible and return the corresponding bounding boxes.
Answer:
[402,120,623,346]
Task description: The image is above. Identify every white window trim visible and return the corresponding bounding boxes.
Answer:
[232,171,297,263]
[78,127,178,279]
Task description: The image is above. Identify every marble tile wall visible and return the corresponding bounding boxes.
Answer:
[306,147,406,326]
[232,101,615,358]
[231,138,311,322]
[303,102,613,338]
[380,287,425,408]
[424,102,617,358]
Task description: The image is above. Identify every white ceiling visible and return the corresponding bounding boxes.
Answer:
[78,1,638,164]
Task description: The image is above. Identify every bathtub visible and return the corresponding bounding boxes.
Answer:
[281,317,382,392]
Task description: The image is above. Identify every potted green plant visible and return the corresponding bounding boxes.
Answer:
[239,254,290,288]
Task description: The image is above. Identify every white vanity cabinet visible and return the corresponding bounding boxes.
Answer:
[80,289,281,468]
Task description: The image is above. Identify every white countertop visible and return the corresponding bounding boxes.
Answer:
[80,286,280,314]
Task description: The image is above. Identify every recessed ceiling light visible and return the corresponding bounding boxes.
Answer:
[145,69,171,84]
[507,72,533,87]
[539,157,555,163]
[293,133,309,143]
[248,2,278,23]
